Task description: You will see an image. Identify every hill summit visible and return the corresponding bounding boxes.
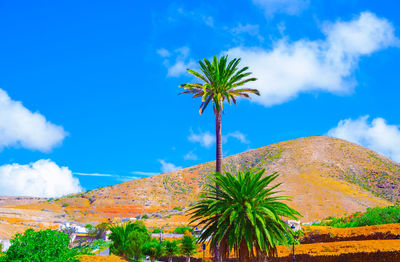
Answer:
[24,136,400,222]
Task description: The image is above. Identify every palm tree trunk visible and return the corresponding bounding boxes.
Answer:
[214,110,222,262]
[216,110,223,174]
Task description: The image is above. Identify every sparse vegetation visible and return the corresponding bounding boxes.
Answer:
[172,226,193,234]
[315,206,400,228]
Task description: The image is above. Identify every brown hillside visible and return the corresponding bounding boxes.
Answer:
[13,136,400,223]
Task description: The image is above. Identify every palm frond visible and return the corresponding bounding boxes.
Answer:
[179,55,260,115]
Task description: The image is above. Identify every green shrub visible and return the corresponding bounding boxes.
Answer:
[315,205,400,228]
[179,235,197,259]
[1,229,78,261]
[142,241,164,262]
[62,203,69,207]
[73,239,110,255]
[163,240,179,262]
[173,226,193,234]
[173,207,183,211]
[109,221,150,260]
[152,227,162,233]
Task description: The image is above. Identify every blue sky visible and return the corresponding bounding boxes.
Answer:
[1,0,400,196]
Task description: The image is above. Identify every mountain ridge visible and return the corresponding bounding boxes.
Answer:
[9,136,400,223]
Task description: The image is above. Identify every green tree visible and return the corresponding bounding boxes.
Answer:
[189,169,301,262]
[1,228,79,262]
[108,221,150,260]
[179,234,197,262]
[142,241,164,262]
[163,240,180,262]
[179,55,259,262]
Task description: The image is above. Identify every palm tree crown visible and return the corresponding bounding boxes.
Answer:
[179,55,259,115]
[189,169,301,261]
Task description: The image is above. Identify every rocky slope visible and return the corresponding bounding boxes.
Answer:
[10,136,400,223]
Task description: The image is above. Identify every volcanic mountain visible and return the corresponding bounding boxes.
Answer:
[10,136,400,224]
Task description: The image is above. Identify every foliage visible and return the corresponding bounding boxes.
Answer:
[163,240,180,262]
[108,221,150,260]
[173,206,183,211]
[152,227,162,233]
[286,230,303,245]
[315,205,400,228]
[1,228,79,262]
[179,234,197,258]
[60,226,77,237]
[179,55,259,115]
[73,239,110,255]
[142,240,164,262]
[173,226,193,234]
[62,203,69,207]
[189,169,301,261]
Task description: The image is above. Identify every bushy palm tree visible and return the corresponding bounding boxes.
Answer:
[142,241,164,262]
[163,240,180,262]
[108,221,150,260]
[179,56,259,175]
[179,234,197,262]
[189,169,301,262]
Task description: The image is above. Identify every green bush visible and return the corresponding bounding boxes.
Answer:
[109,221,150,260]
[62,203,69,207]
[163,240,179,262]
[172,226,193,234]
[179,235,197,260]
[142,240,164,262]
[73,239,110,255]
[315,205,400,228]
[152,227,162,233]
[173,207,183,211]
[1,228,79,261]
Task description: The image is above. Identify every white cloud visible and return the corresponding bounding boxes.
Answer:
[188,130,215,148]
[184,150,198,161]
[189,130,249,147]
[327,116,400,162]
[253,0,309,17]
[223,131,250,144]
[230,23,264,42]
[131,171,160,176]
[0,89,67,152]
[0,159,82,198]
[158,46,196,77]
[159,160,182,173]
[225,12,398,107]
[73,172,113,177]
[175,7,214,27]
[157,48,170,58]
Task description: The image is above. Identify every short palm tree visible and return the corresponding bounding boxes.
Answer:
[163,240,180,262]
[108,221,150,260]
[179,55,259,175]
[179,234,198,262]
[189,169,301,262]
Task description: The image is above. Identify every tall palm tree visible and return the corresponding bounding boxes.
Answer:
[180,55,259,261]
[189,169,301,262]
[179,55,259,175]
